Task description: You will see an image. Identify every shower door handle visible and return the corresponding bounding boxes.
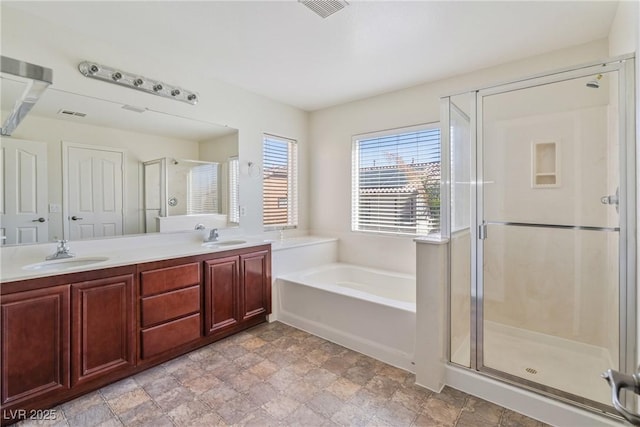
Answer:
[602,369,640,425]
[600,187,619,213]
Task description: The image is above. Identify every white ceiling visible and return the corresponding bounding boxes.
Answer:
[4,1,619,112]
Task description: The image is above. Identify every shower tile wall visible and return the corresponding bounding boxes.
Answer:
[482,104,615,352]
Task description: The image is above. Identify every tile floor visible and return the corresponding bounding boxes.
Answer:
[17,321,547,427]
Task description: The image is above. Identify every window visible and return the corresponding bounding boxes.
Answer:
[228,157,240,224]
[263,134,298,228]
[352,123,441,236]
[187,163,219,215]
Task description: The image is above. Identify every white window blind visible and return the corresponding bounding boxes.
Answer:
[263,134,298,228]
[352,124,441,236]
[187,163,219,215]
[228,157,240,224]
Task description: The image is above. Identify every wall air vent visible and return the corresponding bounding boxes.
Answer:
[299,0,349,18]
[58,109,86,117]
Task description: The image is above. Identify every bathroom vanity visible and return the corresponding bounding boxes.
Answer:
[0,242,271,425]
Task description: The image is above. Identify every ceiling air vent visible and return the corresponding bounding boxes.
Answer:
[299,0,349,19]
[58,109,86,117]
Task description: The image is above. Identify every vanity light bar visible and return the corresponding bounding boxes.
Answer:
[78,62,198,105]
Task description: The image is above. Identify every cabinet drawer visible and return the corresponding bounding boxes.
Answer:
[140,263,200,296]
[141,313,201,359]
[141,285,200,327]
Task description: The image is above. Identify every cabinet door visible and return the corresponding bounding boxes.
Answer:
[1,286,70,406]
[240,250,271,321]
[204,256,240,335]
[71,274,135,386]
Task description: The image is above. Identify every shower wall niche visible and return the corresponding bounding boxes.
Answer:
[143,157,227,233]
[532,141,558,187]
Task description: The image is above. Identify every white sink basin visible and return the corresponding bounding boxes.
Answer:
[22,257,110,272]
[202,239,247,248]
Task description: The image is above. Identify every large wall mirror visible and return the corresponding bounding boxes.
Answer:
[1,77,239,246]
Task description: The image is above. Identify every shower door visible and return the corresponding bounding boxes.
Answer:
[476,59,635,411]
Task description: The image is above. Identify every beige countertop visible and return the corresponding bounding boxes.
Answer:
[0,232,337,283]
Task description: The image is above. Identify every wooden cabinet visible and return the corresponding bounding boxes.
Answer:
[204,249,271,338]
[0,271,136,416]
[1,286,70,408]
[1,244,271,424]
[71,274,135,387]
[139,262,202,360]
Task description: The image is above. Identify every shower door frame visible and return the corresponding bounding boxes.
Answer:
[451,55,636,414]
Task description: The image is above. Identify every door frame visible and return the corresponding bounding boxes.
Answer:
[466,57,635,412]
[61,141,126,240]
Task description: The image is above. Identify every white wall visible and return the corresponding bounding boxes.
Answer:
[200,133,239,163]
[1,5,309,237]
[608,1,638,57]
[309,39,609,274]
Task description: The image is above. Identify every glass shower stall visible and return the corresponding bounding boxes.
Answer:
[442,55,636,416]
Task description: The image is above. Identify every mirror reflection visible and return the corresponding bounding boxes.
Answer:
[143,156,239,233]
[0,83,239,245]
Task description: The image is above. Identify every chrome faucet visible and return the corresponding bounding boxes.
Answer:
[46,240,75,260]
[204,228,219,243]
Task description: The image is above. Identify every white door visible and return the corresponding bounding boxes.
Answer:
[64,143,124,240]
[0,138,48,245]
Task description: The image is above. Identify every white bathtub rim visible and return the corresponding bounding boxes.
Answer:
[277,263,416,313]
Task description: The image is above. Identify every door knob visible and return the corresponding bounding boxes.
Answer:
[32,217,46,223]
[71,216,83,221]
